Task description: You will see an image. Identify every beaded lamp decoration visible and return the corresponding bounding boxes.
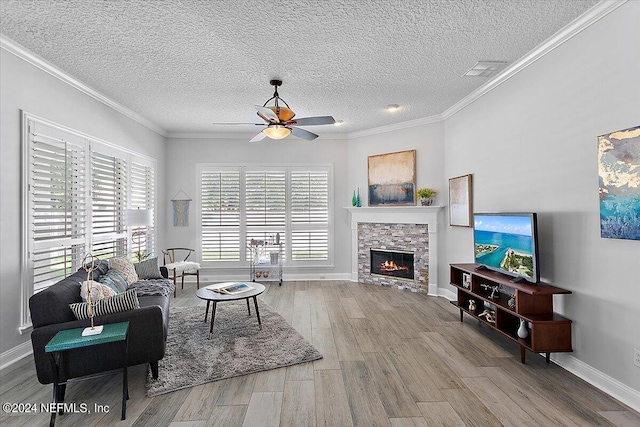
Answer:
[81,253,104,336]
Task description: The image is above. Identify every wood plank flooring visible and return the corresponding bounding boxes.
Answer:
[1,280,638,426]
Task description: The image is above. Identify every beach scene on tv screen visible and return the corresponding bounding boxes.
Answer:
[474,215,535,280]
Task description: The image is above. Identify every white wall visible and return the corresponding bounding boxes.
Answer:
[0,48,167,358]
[164,135,351,279]
[443,0,640,401]
[347,121,447,286]
[347,122,445,207]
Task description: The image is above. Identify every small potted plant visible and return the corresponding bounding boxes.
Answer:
[416,188,438,206]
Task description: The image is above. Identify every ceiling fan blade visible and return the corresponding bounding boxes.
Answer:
[212,122,263,125]
[249,131,267,143]
[286,116,335,126]
[255,105,279,123]
[290,127,318,141]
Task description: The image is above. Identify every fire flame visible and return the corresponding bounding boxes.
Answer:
[380,260,409,272]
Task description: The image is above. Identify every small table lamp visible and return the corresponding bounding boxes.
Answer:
[127,208,152,261]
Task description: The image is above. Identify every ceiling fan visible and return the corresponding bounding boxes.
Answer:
[214,79,336,142]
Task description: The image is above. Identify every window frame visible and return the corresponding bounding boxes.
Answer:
[197,163,334,269]
[20,112,157,332]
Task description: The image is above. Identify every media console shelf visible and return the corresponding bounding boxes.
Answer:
[450,263,572,363]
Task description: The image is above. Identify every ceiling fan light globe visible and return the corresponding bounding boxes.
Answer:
[263,125,291,140]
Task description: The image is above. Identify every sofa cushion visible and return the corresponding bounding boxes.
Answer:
[69,289,140,320]
[109,257,139,285]
[29,270,86,328]
[134,257,163,279]
[98,269,129,294]
[139,294,171,340]
[81,280,116,301]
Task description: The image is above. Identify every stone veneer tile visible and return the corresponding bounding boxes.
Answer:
[358,223,429,292]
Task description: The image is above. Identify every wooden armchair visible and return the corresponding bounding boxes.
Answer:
[162,248,201,297]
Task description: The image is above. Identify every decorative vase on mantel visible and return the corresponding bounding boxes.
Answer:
[352,190,357,207]
[420,198,433,206]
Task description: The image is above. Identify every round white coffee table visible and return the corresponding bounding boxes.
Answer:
[195,282,266,339]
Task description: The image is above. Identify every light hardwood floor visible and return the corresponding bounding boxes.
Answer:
[2,281,639,426]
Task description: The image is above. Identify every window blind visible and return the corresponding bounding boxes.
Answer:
[28,126,87,291]
[290,170,329,260]
[91,149,127,260]
[245,170,286,260]
[201,170,241,261]
[130,161,155,257]
[198,165,331,266]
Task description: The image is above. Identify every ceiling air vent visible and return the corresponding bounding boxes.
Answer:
[463,61,508,77]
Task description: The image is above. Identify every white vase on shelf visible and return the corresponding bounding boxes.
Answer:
[517,319,529,339]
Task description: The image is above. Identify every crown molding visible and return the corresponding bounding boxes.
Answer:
[348,114,443,139]
[442,0,628,119]
[0,34,167,137]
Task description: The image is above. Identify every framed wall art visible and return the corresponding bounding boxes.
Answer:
[598,125,640,240]
[367,149,416,206]
[449,174,472,227]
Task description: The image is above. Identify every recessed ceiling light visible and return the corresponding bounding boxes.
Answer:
[334,120,344,126]
[463,61,508,77]
[385,104,401,112]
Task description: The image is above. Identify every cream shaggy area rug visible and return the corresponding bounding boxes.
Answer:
[146,301,322,396]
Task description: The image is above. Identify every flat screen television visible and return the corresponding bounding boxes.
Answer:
[473,213,540,283]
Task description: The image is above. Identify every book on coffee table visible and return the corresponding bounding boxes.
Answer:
[207,282,255,295]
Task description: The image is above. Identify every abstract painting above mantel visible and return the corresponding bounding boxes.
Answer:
[367,149,416,206]
[598,125,640,240]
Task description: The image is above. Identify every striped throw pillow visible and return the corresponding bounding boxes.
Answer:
[134,257,163,279]
[69,289,140,320]
[98,269,129,294]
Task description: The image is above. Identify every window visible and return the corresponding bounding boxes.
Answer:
[245,170,286,260]
[290,170,329,261]
[91,149,128,259]
[22,113,156,330]
[199,165,332,266]
[201,170,241,261]
[130,160,156,257]
[27,120,87,293]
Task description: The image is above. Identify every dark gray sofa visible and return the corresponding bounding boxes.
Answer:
[29,261,172,385]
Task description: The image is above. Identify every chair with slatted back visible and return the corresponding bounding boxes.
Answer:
[162,248,201,297]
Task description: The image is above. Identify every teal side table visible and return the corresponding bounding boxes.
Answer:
[45,322,129,426]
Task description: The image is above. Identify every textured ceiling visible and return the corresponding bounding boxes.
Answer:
[0,0,599,136]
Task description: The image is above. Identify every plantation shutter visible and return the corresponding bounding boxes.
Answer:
[201,170,241,261]
[91,148,127,259]
[290,170,329,260]
[245,170,286,260]
[28,120,87,291]
[130,160,155,258]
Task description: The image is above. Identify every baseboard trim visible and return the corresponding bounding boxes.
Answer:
[0,341,32,371]
[550,353,640,413]
[200,273,351,283]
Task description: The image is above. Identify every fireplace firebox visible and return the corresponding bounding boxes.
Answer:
[370,249,414,280]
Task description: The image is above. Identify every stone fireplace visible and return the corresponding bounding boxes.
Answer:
[347,206,441,295]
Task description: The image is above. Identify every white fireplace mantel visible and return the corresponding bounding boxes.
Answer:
[345,206,443,295]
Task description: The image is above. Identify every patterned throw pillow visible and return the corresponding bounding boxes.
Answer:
[98,269,129,294]
[81,280,116,302]
[134,257,163,279]
[109,257,139,285]
[69,289,140,320]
